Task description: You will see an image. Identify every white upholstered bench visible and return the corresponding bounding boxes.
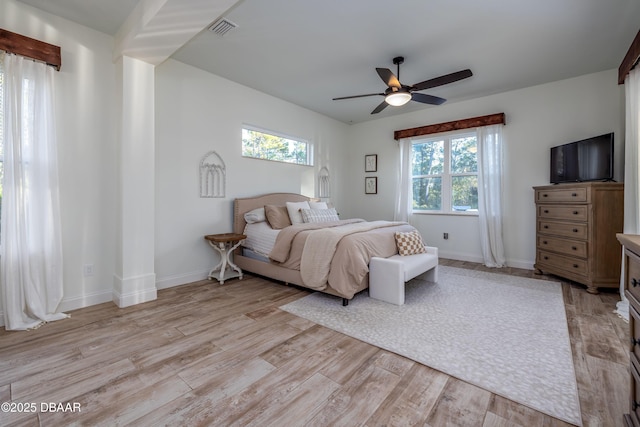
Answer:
[369,246,439,305]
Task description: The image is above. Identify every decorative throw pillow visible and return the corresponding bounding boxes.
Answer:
[300,208,339,223]
[309,201,328,210]
[244,207,266,224]
[286,201,311,225]
[264,205,291,229]
[395,230,427,256]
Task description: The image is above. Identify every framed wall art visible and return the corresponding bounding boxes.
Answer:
[365,154,377,172]
[365,176,377,194]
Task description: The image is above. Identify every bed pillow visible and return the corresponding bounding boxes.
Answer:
[286,201,311,225]
[264,205,291,229]
[395,230,427,256]
[309,201,328,210]
[300,208,339,223]
[244,207,266,224]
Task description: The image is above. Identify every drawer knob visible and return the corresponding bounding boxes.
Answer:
[572,246,577,251]
[573,211,579,215]
[542,240,548,245]
[544,209,549,214]
[572,228,578,233]
[573,264,579,268]
[632,278,640,287]
[631,337,640,347]
[634,400,640,411]
[543,194,548,197]
[544,256,549,260]
[572,193,577,197]
[544,225,549,229]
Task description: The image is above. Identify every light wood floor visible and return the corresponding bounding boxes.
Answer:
[0,259,629,426]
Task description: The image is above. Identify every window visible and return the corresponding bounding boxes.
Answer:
[242,125,312,166]
[411,131,478,213]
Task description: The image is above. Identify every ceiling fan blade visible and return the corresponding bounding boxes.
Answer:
[371,100,389,114]
[376,68,401,88]
[412,69,473,92]
[412,92,447,105]
[332,93,384,100]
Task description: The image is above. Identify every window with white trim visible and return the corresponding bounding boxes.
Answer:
[242,125,313,166]
[411,131,478,213]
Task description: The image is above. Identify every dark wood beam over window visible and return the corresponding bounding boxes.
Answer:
[0,28,61,71]
[619,29,640,84]
[394,112,505,140]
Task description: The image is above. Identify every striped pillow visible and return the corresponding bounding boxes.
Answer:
[300,208,339,223]
[395,230,427,256]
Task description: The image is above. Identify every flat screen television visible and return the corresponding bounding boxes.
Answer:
[550,133,614,184]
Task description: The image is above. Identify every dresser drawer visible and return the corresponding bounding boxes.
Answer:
[631,304,640,363]
[537,205,588,221]
[535,187,588,203]
[631,353,640,423]
[537,250,588,276]
[537,235,587,258]
[537,220,588,240]
[627,250,640,305]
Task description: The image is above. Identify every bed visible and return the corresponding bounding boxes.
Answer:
[232,192,418,304]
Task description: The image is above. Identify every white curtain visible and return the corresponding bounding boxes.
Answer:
[477,125,506,267]
[0,52,67,330]
[394,137,413,222]
[616,67,640,322]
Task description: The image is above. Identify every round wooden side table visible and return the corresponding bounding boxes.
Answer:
[204,233,246,284]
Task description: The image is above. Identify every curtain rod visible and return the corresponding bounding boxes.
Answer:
[619,29,640,84]
[394,112,505,140]
[0,28,61,71]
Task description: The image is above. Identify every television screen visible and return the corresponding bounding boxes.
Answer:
[550,133,613,184]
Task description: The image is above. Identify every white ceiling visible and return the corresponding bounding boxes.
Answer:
[17,0,640,124]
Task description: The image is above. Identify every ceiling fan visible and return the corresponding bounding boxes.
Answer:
[332,56,472,114]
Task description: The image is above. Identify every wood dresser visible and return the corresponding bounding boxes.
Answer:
[617,234,640,426]
[533,182,623,293]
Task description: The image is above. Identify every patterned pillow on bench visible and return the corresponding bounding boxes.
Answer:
[394,230,427,256]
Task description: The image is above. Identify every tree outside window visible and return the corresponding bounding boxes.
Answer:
[242,126,312,166]
[411,132,478,213]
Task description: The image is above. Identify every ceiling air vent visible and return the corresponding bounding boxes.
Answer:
[208,18,238,37]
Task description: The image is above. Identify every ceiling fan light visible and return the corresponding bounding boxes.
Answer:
[385,91,412,106]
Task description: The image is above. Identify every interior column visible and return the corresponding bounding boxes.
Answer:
[113,55,157,307]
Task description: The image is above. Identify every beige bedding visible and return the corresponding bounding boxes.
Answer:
[269,219,415,299]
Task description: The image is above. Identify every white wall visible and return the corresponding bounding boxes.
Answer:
[154,59,349,288]
[344,69,624,268]
[1,0,119,311]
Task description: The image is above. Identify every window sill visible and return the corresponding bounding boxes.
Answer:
[412,211,479,217]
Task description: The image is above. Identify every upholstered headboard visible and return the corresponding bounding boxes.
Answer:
[233,193,315,235]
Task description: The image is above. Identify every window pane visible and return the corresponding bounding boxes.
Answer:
[412,140,444,176]
[451,136,477,173]
[451,175,478,211]
[242,127,311,165]
[412,177,441,211]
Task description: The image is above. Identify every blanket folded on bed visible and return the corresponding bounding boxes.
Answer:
[300,220,406,290]
[269,219,364,263]
[270,219,414,297]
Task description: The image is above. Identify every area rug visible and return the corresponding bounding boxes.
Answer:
[280,266,582,426]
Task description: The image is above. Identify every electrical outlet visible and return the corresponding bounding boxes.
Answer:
[443,233,449,240]
[83,264,94,277]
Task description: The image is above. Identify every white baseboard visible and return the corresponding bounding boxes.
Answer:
[58,290,113,313]
[439,250,534,271]
[505,258,536,270]
[112,273,157,308]
[438,250,485,264]
[155,269,209,290]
